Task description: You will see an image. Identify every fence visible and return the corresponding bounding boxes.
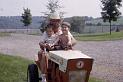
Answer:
[83,25,123,33]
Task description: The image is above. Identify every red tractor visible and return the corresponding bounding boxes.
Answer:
[27,50,94,82]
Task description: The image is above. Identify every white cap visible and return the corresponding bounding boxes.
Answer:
[49,12,60,19]
[62,22,71,27]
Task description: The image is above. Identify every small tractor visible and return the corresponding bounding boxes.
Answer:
[27,50,94,82]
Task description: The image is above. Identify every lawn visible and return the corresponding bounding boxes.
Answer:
[0,54,103,82]
[0,54,32,82]
[74,31,123,41]
[89,77,103,82]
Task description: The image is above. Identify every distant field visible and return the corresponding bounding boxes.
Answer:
[0,29,41,34]
[75,31,123,41]
[0,32,11,37]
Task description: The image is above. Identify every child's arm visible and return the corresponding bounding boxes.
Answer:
[68,31,77,46]
[71,35,77,46]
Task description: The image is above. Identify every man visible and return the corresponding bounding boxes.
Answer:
[36,12,76,82]
[42,12,62,37]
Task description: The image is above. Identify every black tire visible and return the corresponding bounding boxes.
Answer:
[27,64,39,82]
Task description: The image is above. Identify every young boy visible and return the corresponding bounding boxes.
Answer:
[36,24,58,82]
[59,22,76,50]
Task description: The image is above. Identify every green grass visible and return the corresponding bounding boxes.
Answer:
[75,31,123,41]
[0,54,32,82]
[0,32,11,37]
[28,32,41,36]
[89,77,103,82]
[0,54,103,82]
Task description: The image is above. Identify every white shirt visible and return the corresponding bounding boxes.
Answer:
[40,33,58,46]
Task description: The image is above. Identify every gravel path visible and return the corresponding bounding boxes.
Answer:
[0,33,40,59]
[0,33,123,82]
[74,41,123,82]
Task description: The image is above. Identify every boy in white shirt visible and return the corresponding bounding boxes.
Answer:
[36,24,58,82]
[39,24,58,51]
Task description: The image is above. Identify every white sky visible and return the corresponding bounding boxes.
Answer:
[0,0,123,18]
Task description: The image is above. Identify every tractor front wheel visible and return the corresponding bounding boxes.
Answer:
[27,64,39,82]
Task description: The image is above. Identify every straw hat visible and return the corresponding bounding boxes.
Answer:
[49,12,60,19]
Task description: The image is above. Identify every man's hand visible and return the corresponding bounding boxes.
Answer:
[45,44,52,50]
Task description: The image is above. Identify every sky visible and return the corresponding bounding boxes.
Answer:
[0,0,123,18]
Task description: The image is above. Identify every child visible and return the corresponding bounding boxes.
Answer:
[59,22,76,50]
[36,24,58,82]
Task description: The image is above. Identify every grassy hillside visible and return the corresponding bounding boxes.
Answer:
[75,31,123,41]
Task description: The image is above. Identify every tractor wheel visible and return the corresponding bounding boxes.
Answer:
[27,64,39,82]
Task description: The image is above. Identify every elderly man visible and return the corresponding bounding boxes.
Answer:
[36,12,76,82]
[42,12,62,36]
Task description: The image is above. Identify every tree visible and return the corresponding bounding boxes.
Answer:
[41,0,64,18]
[47,0,61,13]
[40,18,48,33]
[101,0,122,34]
[97,22,102,26]
[40,0,64,32]
[21,8,32,32]
[70,16,85,33]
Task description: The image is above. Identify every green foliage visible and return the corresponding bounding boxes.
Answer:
[40,0,64,33]
[70,16,85,33]
[101,0,122,22]
[21,8,32,26]
[0,54,32,82]
[40,21,47,33]
[42,0,64,17]
[46,0,61,13]
[101,0,122,34]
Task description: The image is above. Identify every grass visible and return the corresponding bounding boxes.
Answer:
[89,77,103,82]
[0,54,103,82]
[0,54,32,82]
[28,32,41,36]
[74,31,123,41]
[0,32,11,37]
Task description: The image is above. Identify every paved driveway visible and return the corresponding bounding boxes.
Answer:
[0,33,123,82]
